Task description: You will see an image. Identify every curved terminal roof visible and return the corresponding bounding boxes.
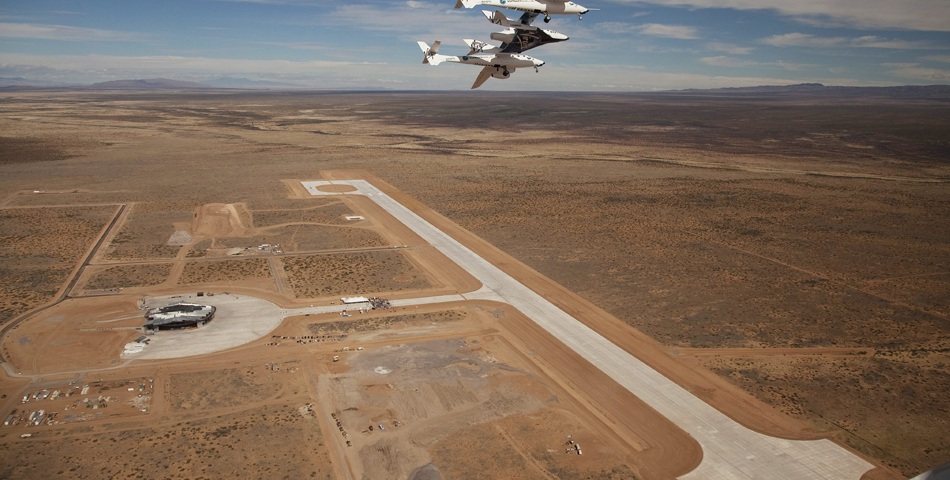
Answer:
[145,302,215,328]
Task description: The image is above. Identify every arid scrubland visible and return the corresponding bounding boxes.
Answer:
[84,263,173,290]
[0,90,947,477]
[0,205,117,320]
[283,250,432,298]
[178,258,270,284]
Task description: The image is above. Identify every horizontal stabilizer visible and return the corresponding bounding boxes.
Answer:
[417,40,443,65]
[464,38,496,54]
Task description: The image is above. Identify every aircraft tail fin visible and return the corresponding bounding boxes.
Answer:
[456,0,479,9]
[463,38,496,55]
[484,9,537,28]
[417,40,443,65]
[484,10,506,25]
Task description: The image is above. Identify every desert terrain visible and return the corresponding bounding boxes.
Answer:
[0,89,947,478]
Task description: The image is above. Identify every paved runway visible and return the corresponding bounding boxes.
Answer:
[303,179,875,480]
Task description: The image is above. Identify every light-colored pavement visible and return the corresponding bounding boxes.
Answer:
[129,291,481,360]
[133,294,363,359]
[302,179,875,480]
[133,294,286,359]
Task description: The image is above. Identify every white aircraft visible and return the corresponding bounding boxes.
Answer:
[479,10,568,53]
[418,40,545,89]
[455,0,590,22]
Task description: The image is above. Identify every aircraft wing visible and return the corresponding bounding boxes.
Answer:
[518,11,539,25]
[498,28,565,53]
[471,66,494,89]
[483,10,567,54]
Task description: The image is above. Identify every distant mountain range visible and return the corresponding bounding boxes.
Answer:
[671,83,950,98]
[85,78,214,89]
[203,76,303,89]
[1,78,949,97]
[0,76,308,90]
[0,76,75,88]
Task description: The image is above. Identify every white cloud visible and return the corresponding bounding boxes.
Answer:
[850,36,934,49]
[209,0,321,4]
[0,52,354,78]
[0,51,835,90]
[317,2,488,46]
[595,21,638,34]
[923,55,950,64]
[700,55,757,67]
[603,0,950,31]
[699,56,809,71]
[0,22,141,41]
[597,22,699,39]
[404,0,443,8]
[638,23,700,39]
[540,62,814,90]
[760,33,845,47]
[775,60,813,71]
[761,33,934,50]
[886,65,950,82]
[880,62,919,68]
[706,42,752,55]
[251,41,333,52]
[326,3,469,32]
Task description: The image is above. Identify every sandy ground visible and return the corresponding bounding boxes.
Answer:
[0,173,879,479]
[1,90,946,478]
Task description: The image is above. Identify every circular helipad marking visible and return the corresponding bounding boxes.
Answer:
[374,366,391,375]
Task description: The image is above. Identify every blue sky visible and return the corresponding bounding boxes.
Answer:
[1,0,948,90]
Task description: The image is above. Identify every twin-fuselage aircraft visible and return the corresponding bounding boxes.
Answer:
[480,10,569,52]
[419,2,585,89]
[456,0,590,23]
[418,40,545,89]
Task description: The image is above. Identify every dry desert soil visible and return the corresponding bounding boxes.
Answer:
[0,89,947,479]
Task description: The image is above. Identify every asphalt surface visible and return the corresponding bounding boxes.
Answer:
[302,179,875,480]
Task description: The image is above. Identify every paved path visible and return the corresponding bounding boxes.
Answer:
[302,179,874,480]
[130,289,485,360]
[132,294,287,359]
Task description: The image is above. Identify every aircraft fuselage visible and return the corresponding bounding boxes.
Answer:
[443,52,543,70]
[466,0,588,16]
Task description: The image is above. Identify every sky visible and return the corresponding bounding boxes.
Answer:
[1,0,948,91]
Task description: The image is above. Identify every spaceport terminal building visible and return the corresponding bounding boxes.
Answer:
[145,302,216,331]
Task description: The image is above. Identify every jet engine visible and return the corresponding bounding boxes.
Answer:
[490,29,516,44]
[491,69,511,79]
